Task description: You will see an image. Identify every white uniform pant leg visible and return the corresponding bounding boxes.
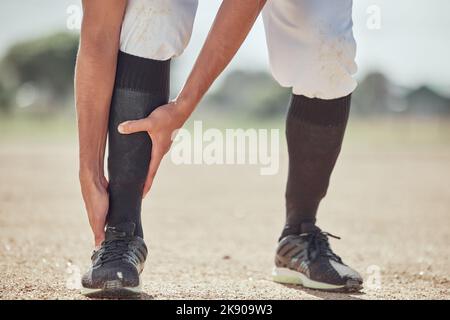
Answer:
[262,0,357,100]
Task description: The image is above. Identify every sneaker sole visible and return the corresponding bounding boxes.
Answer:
[81,278,142,299]
[272,267,362,292]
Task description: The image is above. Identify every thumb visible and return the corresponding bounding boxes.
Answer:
[118,118,153,134]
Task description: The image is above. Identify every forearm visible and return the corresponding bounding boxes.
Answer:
[75,0,126,183]
[75,44,118,182]
[176,0,266,116]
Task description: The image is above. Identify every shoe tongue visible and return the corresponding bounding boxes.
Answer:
[301,222,321,234]
[105,222,135,240]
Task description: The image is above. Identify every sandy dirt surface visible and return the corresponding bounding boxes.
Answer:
[0,129,449,300]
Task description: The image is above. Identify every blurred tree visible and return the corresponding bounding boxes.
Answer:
[0,31,448,120]
[352,72,450,118]
[406,86,450,117]
[352,72,392,116]
[205,70,290,118]
[0,76,14,114]
[0,32,79,115]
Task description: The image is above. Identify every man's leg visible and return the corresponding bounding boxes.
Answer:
[107,51,170,238]
[281,94,350,239]
[272,94,363,291]
[81,51,169,297]
[263,0,363,291]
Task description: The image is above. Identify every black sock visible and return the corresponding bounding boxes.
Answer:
[281,94,351,239]
[106,51,170,238]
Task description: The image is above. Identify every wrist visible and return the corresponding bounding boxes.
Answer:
[175,90,200,118]
[79,167,104,186]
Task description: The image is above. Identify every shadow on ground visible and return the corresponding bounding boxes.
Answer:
[277,283,365,300]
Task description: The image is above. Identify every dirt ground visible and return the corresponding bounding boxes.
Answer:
[0,121,449,300]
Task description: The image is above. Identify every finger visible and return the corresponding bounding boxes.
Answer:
[91,217,106,248]
[93,228,105,248]
[118,118,154,134]
[142,147,164,198]
[101,176,109,189]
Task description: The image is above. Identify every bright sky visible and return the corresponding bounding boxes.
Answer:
[1,0,449,94]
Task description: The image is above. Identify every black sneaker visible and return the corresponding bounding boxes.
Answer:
[272,223,363,292]
[81,222,147,298]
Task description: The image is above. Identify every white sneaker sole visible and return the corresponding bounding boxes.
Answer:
[81,278,142,298]
[272,267,347,291]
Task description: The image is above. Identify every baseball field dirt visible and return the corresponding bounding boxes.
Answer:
[0,119,449,299]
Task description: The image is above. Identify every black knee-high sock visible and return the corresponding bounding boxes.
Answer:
[281,94,351,239]
[107,51,170,238]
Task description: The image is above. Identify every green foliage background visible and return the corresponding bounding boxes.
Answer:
[0,32,449,120]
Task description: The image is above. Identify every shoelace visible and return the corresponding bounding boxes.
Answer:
[301,231,342,263]
[98,239,129,264]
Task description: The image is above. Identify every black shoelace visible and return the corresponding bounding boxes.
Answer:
[98,239,129,264]
[302,231,342,263]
